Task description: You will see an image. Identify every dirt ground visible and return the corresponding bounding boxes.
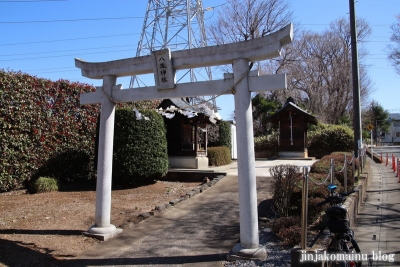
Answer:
[0,180,201,267]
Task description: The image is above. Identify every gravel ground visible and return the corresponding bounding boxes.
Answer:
[224,227,292,267]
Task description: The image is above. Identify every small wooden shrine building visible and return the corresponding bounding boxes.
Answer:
[267,97,318,158]
[158,98,219,169]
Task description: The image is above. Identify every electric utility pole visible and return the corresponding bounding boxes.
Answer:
[349,0,362,157]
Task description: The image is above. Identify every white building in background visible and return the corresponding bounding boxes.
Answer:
[230,121,237,160]
[225,120,237,160]
[380,113,400,145]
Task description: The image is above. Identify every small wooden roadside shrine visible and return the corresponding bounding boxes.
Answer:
[157,98,220,169]
[267,97,318,158]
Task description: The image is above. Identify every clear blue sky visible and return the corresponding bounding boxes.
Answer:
[1,0,399,120]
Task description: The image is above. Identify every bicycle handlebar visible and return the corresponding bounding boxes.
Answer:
[340,190,355,197]
[317,198,330,206]
[317,190,355,206]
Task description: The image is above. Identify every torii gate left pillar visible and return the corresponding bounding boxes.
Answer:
[76,23,292,260]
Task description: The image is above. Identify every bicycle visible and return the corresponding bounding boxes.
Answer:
[318,184,362,267]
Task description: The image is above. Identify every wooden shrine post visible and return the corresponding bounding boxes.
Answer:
[75,24,293,260]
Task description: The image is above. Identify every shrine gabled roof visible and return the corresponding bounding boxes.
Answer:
[157,98,198,113]
[157,98,222,124]
[267,100,318,125]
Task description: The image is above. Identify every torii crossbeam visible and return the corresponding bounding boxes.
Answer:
[75,23,293,261]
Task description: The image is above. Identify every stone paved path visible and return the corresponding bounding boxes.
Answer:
[353,159,400,266]
[62,159,316,267]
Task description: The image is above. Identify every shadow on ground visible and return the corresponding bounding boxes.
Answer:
[61,254,227,266]
[0,238,59,267]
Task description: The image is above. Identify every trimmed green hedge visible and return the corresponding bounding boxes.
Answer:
[0,70,99,192]
[254,131,278,153]
[208,146,231,166]
[308,124,353,157]
[217,121,231,150]
[310,152,358,189]
[208,121,232,150]
[254,124,353,159]
[36,150,93,184]
[112,108,168,185]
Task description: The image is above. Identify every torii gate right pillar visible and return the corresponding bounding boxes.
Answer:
[232,59,261,254]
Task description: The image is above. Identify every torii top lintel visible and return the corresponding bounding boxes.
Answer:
[75,24,293,79]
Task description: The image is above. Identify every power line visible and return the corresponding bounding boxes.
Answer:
[0,1,396,77]
[298,23,393,27]
[0,46,393,70]
[0,33,389,48]
[0,0,67,2]
[0,33,139,46]
[0,44,136,57]
[0,16,144,24]
[0,2,225,24]
[0,48,393,72]
[0,48,135,62]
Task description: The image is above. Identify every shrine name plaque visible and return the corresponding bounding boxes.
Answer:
[153,48,176,90]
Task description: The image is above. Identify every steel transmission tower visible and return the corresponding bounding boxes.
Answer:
[130,0,216,110]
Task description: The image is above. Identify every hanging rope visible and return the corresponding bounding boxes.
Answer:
[307,168,332,186]
[347,155,354,165]
[101,87,119,104]
[229,66,252,95]
[334,162,346,173]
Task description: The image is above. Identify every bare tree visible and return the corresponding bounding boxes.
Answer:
[388,14,400,75]
[208,0,293,44]
[206,0,293,121]
[208,2,375,126]
[267,18,373,124]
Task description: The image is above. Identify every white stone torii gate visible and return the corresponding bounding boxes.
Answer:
[75,23,292,260]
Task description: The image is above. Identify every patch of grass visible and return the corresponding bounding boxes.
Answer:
[33,177,59,193]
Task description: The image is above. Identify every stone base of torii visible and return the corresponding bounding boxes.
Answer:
[75,23,293,261]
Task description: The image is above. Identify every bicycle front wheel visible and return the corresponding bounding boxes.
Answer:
[350,238,362,267]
